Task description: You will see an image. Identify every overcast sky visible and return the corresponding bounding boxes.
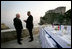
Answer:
[1,1,71,29]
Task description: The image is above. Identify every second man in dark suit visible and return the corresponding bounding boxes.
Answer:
[24,11,34,42]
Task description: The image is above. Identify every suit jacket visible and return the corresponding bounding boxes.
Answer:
[26,15,33,29]
[13,17,23,30]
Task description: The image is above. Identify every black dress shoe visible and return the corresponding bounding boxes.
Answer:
[20,39,23,41]
[29,37,31,38]
[29,39,34,42]
[18,42,22,45]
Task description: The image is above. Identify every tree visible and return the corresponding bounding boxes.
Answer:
[64,9,71,25]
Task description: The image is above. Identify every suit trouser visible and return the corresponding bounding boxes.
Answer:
[27,28,33,40]
[16,29,22,42]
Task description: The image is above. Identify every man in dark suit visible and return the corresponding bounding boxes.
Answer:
[13,13,23,44]
[24,11,34,42]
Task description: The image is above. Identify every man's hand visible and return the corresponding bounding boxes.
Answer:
[23,20,26,22]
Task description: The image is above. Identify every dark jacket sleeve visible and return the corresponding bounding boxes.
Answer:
[27,16,33,24]
[19,19,23,29]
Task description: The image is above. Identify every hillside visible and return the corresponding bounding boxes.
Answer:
[39,7,71,25]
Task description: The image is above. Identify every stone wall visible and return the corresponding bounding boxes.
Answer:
[1,27,39,43]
